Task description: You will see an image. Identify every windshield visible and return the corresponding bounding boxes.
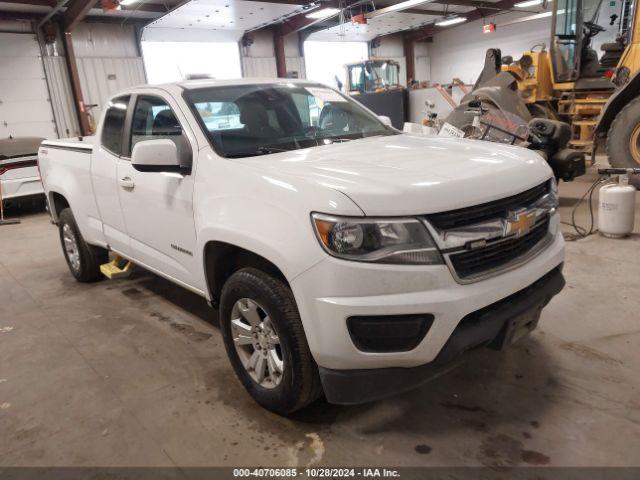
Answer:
[348,61,401,93]
[186,83,396,158]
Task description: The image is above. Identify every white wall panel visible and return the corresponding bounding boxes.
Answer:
[428,11,551,84]
[414,42,430,83]
[0,32,57,139]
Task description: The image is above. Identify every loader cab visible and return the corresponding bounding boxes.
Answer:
[346,59,402,95]
[551,0,628,84]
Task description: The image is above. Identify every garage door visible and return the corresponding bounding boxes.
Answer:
[0,33,57,139]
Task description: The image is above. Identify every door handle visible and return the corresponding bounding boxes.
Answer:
[119,176,135,189]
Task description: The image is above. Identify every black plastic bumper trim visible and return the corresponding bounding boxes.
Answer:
[319,264,565,405]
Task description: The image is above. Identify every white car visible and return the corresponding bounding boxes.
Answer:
[38,79,565,414]
[0,137,45,207]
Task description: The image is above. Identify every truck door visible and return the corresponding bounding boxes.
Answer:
[116,93,199,290]
[91,95,132,256]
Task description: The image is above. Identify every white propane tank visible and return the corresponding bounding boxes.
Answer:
[598,176,637,238]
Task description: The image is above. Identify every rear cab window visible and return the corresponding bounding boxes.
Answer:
[101,96,130,156]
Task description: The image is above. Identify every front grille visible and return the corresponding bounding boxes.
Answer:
[426,181,550,230]
[449,217,550,280]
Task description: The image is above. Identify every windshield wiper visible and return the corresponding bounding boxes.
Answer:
[324,137,353,144]
[225,146,289,158]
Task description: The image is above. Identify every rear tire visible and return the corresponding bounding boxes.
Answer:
[219,268,322,415]
[58,208,108,282]
[606,96,640,168]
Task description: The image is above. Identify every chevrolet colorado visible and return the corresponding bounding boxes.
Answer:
[38,79,565,414]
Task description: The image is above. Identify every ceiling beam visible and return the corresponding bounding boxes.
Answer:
[0,0,57,6]
[60,0,97,31]
[0,10,44,20]
[118,2,168,13]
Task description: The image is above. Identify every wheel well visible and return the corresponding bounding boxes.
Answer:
[50,192,69,222]
[204,241,288,307]
[595,70,640,135]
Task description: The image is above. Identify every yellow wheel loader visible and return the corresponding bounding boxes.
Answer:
[449,0,640,168]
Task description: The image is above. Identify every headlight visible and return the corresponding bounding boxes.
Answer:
[311,213,442,265]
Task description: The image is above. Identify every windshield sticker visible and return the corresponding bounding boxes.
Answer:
[305,87,347,103]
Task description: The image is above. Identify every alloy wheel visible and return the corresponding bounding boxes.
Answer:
[230,298,284,389]
[62,224,81,273]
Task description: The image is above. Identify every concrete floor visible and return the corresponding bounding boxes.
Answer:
[0,168,639,468]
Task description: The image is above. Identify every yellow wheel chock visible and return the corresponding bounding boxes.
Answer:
[100,255,133,279]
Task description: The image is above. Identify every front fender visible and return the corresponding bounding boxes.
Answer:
[191,150,364,292]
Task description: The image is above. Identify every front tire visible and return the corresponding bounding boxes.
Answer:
[606,96,640,168]
[219,268,322,415]
[58,208,108,282]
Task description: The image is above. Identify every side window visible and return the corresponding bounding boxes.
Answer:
[131,95,191,165]
[101,95,130,156]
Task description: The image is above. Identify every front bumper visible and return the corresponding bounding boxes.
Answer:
[318,265,565,404]
[290,228,564,371]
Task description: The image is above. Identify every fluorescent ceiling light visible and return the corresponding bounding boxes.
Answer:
[435,16,466,26]
[119,0,137,5]
[365,0,437,18]
[515,0,550,7]
[305,7,340,19]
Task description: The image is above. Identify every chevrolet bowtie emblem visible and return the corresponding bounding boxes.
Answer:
[505,209,536,237]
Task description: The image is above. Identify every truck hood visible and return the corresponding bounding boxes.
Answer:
[237,134,553,216]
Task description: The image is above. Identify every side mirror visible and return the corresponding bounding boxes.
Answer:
[131,139,186,174]
[378,115,392,127]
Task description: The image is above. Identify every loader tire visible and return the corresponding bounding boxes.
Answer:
[606,96,640,168]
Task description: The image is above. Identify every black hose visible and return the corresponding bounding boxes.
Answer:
[560,177,610,241]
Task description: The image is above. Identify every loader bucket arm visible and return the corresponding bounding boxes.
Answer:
[473,48,503,90]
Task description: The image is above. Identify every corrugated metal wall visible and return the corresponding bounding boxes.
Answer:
[283,34,305,79]
[72,24,146,121]
[242,56,277,77]
[76,57,145,119]
[40,23,146,138]
[240,30,305,79]
[241,30,276,78]
[42,55,80,138]
[285,56,305,79]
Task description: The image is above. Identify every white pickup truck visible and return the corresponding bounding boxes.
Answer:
[38,79,565,415]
